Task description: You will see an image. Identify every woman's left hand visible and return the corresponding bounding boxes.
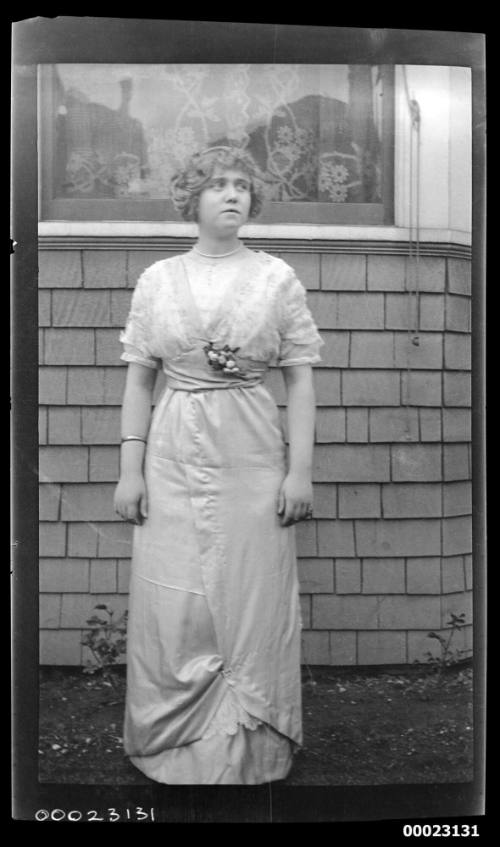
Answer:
[277,472,313,527]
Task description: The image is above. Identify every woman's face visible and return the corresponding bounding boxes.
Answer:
[196,168,252,235]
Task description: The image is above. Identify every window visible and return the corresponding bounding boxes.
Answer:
[39,64,394,224]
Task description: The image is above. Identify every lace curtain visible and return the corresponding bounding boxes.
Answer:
[52,63,385,206]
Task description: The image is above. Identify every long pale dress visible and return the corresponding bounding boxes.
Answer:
[119,246,323,784]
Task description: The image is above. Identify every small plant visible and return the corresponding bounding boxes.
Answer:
[412,612,467,698]
[81,604,128,688]
[424,612,467,683]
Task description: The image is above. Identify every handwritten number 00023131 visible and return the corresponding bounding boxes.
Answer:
[35,808,155,822]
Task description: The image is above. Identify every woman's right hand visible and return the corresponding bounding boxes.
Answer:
[114,472,148,525]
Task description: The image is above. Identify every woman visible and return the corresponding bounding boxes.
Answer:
[114,146,323,784]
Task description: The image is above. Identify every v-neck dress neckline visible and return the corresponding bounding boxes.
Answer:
[177,249,249,344]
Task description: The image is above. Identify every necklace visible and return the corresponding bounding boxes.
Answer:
[193,243,243,259]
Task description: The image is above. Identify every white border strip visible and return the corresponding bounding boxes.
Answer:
[38,221,472,245]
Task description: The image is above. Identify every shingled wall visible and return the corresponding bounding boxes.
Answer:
[38,246,472,666]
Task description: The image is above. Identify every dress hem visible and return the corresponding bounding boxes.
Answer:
[126,721,297,786]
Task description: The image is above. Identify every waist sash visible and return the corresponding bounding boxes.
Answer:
[163,351,268,393]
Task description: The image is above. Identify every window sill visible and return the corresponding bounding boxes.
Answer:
[38,221,472,246]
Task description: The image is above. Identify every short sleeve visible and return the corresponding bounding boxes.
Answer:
[277,271,324,367]
[119,270,162,370]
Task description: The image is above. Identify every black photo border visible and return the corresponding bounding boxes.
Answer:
[11,16,486,826]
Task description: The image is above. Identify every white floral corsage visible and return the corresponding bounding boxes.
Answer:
[203,342,246,377]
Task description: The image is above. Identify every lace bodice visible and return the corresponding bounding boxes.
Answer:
[120,247,323,370]
[182,249,242,326]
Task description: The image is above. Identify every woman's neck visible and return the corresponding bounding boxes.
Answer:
[195,235,242,257]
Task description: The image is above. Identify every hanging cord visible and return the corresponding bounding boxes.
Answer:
[402,66,422,344]
[401,67,422,435]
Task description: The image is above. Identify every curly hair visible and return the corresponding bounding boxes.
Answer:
[170,146,266,222]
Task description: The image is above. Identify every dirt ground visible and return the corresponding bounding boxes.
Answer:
[38,664,473,785]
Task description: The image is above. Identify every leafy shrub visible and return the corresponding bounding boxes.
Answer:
[81,604,128,687]
[424,612,467,681]
[411,612,468,698]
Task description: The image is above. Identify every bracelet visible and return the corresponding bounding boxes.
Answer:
[121,435,147,444]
